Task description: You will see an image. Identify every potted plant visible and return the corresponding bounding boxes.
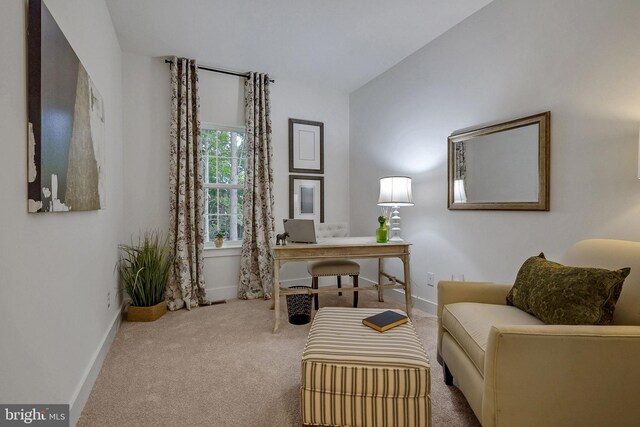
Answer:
[214,230,225,248]
[118,231,173,322]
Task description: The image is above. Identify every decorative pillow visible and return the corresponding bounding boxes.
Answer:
[506,253,630,325]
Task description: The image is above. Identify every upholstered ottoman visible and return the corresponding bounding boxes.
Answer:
[301,307,431,427]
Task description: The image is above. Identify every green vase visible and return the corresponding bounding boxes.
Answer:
[376,225,388,243]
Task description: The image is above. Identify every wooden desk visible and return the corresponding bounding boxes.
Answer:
[271,237,412,333]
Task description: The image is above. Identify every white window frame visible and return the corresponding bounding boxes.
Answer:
[202,122,246,249]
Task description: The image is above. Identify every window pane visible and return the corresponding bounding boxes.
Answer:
[201,129,246,186]
[217,157,232,184]
[207,215,220,238]
[205,156,218,184]
[201,127,246,242]
[201,129,215,154]
[237,158,246,185]
[203,187,244,242]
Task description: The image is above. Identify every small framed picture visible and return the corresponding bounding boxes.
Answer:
[289,118,324,174]
[289,175,324,223]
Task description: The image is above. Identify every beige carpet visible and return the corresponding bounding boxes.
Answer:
[78,291,479,427]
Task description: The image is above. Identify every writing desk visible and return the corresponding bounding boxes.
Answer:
[271,237,412,333]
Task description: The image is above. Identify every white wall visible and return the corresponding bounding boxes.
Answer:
[350,0,640,312]
[0,0,123,424]
[122,52,351,299]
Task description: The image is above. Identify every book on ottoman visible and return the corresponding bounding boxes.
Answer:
[362,310,408,332]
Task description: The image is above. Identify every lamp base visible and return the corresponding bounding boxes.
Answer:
[388,235,404,242]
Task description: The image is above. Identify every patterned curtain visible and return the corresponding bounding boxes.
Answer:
[166,57,209,311]
[238,73,275,300]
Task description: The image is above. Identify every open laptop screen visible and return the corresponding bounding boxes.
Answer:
[283,219,316,243]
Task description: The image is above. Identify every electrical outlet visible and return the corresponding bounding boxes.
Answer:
[427,272,435,287]
[107,291,111,309]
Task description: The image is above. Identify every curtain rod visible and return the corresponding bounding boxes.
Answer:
[164,59,275,83]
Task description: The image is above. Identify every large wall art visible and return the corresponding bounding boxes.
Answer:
[27,0,105,213]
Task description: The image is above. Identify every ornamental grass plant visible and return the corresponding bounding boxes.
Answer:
[118,231,172,307]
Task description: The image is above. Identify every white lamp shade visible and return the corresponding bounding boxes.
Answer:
[377,176,414,206]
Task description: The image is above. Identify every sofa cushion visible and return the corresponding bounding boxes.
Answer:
[507,253,630,325]
[442,303,543,376]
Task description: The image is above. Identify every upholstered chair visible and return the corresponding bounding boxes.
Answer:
[308,223,360,310]
[437,239,640,426]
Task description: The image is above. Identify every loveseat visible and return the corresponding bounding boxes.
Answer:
[437,239,640,426]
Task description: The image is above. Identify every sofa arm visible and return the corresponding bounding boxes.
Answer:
[483,324,640,427]
[437,281,512,356]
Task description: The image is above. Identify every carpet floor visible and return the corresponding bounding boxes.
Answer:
[78,291,479,427]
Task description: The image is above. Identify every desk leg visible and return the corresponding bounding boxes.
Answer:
[378,258,384,302]
[273,259,281,333]
[402,253,413,318]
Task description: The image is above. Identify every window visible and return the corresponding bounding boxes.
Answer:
[202,124,246,245]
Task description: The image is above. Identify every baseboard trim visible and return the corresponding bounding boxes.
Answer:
[205,278,313,302]
[205,285,238,301]
[208,276,438,313]
[69,303,124,427]
[359,277,437,315]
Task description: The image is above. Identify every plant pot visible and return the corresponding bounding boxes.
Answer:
[214,237,223,248]
[127,301,167,322]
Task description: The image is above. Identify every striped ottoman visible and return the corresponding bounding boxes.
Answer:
[301,307,431,427]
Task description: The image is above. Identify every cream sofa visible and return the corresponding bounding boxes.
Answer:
[437,239,640,427]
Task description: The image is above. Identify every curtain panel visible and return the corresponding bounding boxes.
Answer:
[166,57,209,311]
[239,73,275,300]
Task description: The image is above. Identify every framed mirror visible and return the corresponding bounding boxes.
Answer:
[448,111,550,210]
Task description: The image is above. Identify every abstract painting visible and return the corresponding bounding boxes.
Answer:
[28,0,105,213]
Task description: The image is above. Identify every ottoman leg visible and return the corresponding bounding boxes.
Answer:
[337,276,342,296]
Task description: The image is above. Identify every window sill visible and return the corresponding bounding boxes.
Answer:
[204,243,242,258]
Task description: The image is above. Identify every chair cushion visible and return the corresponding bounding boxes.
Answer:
[307,259,360,276]
[442,303,543,376]
[507,253,630,325]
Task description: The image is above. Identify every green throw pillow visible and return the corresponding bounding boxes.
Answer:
[506,253,630,325]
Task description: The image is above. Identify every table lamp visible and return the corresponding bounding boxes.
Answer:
[377,176,414,241]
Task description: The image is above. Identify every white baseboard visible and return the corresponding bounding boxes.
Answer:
[205,285,238,302]
[69,303,124,427]
[359,277,437,315]
[273,276,437,315]
[206,278,318,302]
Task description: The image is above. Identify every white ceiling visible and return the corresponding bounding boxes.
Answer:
[106,0,492,92]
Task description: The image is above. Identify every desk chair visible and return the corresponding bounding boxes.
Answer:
[307,223,360,310]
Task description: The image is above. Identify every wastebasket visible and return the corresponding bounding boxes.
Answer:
[286,285,312,325]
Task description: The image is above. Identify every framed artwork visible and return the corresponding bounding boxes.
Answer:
[27,0,106,213]
[289,175,324,223]
[289,118,324,174]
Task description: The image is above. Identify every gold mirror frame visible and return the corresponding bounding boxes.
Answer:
[447,111,550,211]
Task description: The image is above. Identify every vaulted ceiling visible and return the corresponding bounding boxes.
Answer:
[106,0,492,92]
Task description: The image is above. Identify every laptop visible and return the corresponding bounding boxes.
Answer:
[283,219,317,243]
